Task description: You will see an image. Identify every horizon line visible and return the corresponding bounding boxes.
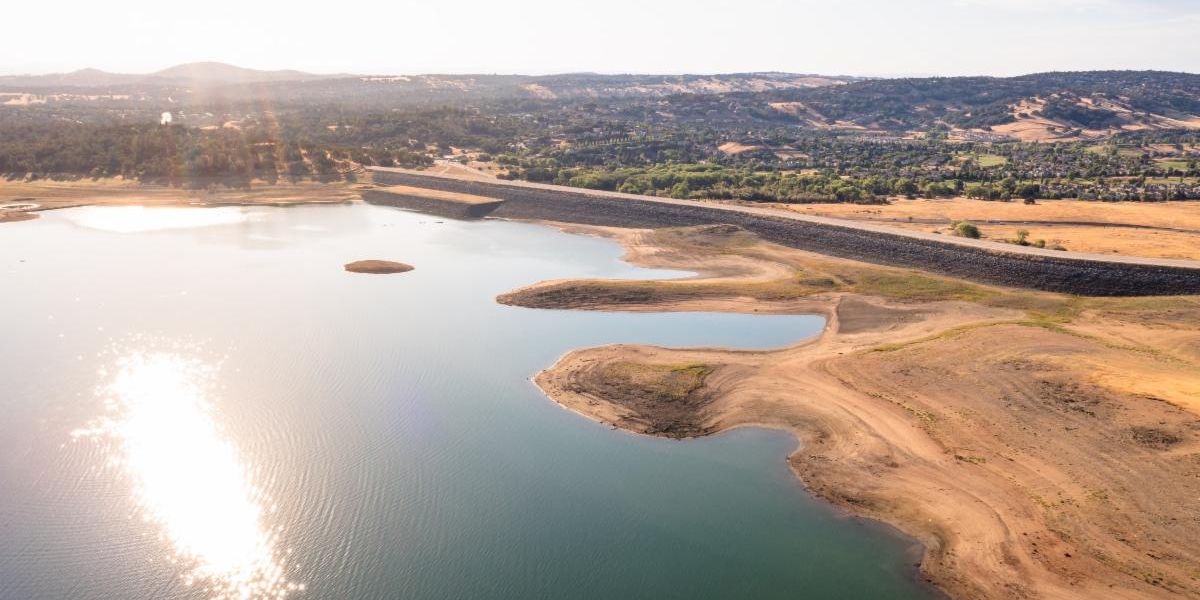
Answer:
[3,62,1199,80]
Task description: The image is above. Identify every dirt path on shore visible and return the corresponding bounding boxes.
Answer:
[510,223,1200,600]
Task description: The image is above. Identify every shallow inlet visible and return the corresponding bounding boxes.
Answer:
[0,204,938,600]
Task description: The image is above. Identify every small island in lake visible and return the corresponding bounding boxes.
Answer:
[344,260,415,274]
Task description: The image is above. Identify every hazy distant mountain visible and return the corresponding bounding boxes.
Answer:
[0,67,146,87]
[0,62,348,88]
[150,62,348,84]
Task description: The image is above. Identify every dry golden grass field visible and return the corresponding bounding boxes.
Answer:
[770,197,1200,260]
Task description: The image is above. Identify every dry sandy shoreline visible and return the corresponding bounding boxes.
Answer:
[505,223,1200,600]
[0,179,362,222]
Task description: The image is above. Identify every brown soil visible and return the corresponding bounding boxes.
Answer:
[0,211,38,223]
[987,97,1200,142]
[718,141,764,155]
[344,260,414,274]
[514,223,1200,600]
[425,160,501,181]
[991,99,1085,142]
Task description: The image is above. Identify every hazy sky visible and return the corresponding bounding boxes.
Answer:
[4,0,1197,76]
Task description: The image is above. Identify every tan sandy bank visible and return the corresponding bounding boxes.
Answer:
[344,260,414,274]
[0,210,38,223]
[504,223,1200,600]
[0,179,362,223]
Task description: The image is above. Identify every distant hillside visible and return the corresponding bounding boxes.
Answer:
[461,72,852,99]
[0,64,854,104]
[751,71,1200,140]
[0,62,347,88]
[150,62,347,84]
[3,66,1195,143]
[8,68,147,87]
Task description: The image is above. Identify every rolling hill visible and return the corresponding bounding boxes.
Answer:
[751,71,1200,140]
[0,62,347,88]
[0,63,854,102]
[2,65,1196,143]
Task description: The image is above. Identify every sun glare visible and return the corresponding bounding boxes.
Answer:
[66,206,248,233]
[80,352,298,599]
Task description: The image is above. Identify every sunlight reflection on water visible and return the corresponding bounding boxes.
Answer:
[65,206,249,233]
[75,352,299,600]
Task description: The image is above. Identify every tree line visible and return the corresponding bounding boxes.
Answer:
[0,120,430,187]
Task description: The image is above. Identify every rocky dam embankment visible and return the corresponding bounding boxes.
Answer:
[362,185,505,219]
[368,167,1200,296]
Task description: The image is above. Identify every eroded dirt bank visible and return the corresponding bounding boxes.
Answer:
[507,224,1200,600]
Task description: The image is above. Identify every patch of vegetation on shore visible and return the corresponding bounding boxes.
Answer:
[1086,295,1200,326]
[498,276,840,309]
[650,223,760,253]
[843,269,991,302]
[591,361,718,438]
[501,250,1002,308]
[600,362,714,402]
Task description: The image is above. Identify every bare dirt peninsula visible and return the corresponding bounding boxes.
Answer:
[504,224,1200,600]
[344,260,414,274]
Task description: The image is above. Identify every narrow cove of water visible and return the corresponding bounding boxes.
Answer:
[0,204,938,600]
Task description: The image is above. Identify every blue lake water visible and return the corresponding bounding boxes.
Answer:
[0,204,936,599]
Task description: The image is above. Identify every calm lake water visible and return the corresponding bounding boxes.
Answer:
[0,204,937,600]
